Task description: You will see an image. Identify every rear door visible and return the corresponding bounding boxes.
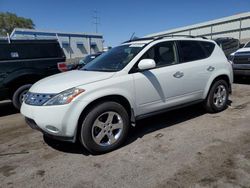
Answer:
[175,40,215,100]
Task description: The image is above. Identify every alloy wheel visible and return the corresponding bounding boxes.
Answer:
[213,84,227,108]
[91,111,124,146]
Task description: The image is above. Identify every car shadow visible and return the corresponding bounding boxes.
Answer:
[44,104,206,156]
[43,135,90,156]
[0,101,19,117]
[234,76,250,85]
[125,104,206,146]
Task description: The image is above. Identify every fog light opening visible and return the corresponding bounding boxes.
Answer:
[45,125,59,133]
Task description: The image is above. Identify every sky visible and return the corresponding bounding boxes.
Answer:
[1,0,250,46]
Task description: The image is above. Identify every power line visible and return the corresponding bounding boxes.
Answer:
[92,10,100,33]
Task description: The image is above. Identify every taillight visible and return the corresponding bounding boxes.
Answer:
[57,62,68,72]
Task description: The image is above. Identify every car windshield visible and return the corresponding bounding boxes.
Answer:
[82,44,145,72]
[79,54,100,65]
[245,42,250,48]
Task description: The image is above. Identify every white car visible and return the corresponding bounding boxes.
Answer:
[21,36,233,154]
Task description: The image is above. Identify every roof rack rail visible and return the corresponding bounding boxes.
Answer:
[122,37,155,43]
[155,34,196,39]
[154,34,208,40]
[123,34,207,43]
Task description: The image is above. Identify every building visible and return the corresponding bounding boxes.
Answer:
[10,28,104,59]
[146,12,250,44]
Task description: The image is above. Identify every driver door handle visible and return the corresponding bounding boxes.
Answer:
[173,71,184,78]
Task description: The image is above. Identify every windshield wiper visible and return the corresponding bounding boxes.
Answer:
[83,68,117,72]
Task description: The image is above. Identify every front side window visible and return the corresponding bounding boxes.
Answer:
[178,41,207,63]
[82,44,144,72]
[141,41,177,67]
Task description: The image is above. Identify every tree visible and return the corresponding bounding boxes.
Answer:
[0,12,35,36]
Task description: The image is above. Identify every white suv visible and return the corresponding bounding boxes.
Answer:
[21,36,233,154]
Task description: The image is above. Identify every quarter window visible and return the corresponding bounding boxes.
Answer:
[200,41,215,57]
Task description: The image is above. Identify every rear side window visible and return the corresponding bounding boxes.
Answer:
[178,41,207,63]
[200,41,215,56]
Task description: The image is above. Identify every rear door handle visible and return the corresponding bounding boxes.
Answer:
[207,66,215,72]
[173,71,184,78]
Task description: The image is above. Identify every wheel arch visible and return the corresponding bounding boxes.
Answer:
[5,73,43,98]
[203,74,231,99]
[75,94,135,140]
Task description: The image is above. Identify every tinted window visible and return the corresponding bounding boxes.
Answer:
[178,41,207,63]
[141,42,177,67]
[0,42,64,61]
[200,41,215,57]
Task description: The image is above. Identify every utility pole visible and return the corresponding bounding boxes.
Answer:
[93,10,100,33]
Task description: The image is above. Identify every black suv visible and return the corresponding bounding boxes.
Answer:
[0,39,66,109]
[214,37,240,58]
[230,41,250,76]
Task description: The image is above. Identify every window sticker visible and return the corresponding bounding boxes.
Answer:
[129,44,145,48]
[10,52,19,58]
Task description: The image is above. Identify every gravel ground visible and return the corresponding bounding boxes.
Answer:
[1,80,250,188]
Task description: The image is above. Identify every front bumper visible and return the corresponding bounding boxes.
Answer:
[21,100,88,142]
[233,69,250,76]
[25,117,74,142]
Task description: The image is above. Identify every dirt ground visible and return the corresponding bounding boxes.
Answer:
[1,78,250,188]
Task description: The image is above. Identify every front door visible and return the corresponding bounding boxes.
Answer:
[132,41,183,115]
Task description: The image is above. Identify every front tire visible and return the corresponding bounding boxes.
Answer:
[204,80,229,113]
[80,101,130,154]
[12,84,32,110]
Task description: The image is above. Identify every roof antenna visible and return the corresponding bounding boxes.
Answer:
[130,32,135,40]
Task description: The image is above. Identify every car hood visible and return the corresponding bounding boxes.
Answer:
[30,70,115,93]
[231,47,250,56]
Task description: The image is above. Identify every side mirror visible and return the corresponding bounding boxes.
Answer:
[138,59,156,71]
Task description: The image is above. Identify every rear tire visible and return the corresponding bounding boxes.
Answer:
[79,101,130,154]
[12,84,32,110]
[204,80,229,113]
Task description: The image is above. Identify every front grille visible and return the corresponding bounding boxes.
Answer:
[25,92,55,106]
[236,51,250,55]
[233,55,250,64]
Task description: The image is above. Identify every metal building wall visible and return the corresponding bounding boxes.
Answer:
[11,29,104,59]
[147,12,250,44]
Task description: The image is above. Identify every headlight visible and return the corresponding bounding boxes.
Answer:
[43,88,85,106]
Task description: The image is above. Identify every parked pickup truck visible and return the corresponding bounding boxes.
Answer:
[0,39,66,109]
